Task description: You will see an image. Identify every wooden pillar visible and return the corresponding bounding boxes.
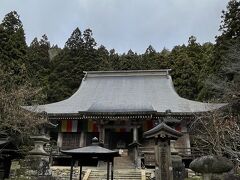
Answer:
[80,132,85,147]
[107,161,110,180]
[133,126,138,141]
[134,147,139,168]
[155,139,160,179]
[99,124,105,145]
[57,132,63,147]
[70,158,74,180]
[79,165,82,180]
[111,159,114,180]
[133,126,139,167]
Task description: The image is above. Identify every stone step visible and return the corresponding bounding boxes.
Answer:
[97,156,135,170]
[114,156,135,169]
[87,169,143,180]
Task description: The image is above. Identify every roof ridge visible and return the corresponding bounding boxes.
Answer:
[83,69,171,79]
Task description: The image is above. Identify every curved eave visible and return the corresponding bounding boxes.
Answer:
[22,99,227,116]
[144,122,183,139]
[22,70,227,115]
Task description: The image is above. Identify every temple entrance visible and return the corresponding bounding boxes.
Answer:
[107,130,133,150]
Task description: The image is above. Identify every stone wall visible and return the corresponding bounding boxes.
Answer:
[51,166,85,180]
[9,161,85,180]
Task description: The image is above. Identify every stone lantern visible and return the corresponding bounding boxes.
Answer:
[25,121,57,177]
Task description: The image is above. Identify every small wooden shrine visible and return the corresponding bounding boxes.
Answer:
[144,122,183,180]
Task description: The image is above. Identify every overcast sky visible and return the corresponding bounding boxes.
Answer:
[0,0,229,53]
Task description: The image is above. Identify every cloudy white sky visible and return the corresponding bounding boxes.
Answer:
[0,0,229,53]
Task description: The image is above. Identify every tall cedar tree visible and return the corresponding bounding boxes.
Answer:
[0,11,46,143]
[27,35,51,103]
[199,0,240,101]
[213,0,240,73]
[47,28,100,102]
[0,11,28,88]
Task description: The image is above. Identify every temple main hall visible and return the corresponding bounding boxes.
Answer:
[24,70,225,166]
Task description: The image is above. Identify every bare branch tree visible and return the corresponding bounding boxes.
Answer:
[0,68,47,151]
[191,109,240,162]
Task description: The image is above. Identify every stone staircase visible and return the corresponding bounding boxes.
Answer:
[114,156,135,169]
[97,156,135,170]
[85,155,143,179]
[86,169,144,180]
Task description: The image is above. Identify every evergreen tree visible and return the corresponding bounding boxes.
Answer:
[1,11,23,34]
[83,28,97,50]
[170,45,198,100]
[47,28,99,102]
[213,0,240,73]
[158,48,171,69]
[65,27,83,50]
[97,45,112,71]
[27,35,51,103]
[119,50,141,70]
[0,11,47,146]
[218,0,240,42]
[142,45,166,70]
[0,11,28,88]
[82,28,99,71]
[200,0,240,101]
[109,49,121,70]
[142,45,157,69]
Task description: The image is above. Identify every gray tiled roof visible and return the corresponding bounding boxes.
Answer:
[23,70,226,114]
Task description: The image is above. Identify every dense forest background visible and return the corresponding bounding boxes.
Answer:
[0,0,239,107]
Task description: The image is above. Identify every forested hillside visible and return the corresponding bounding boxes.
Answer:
[0,0,239,106]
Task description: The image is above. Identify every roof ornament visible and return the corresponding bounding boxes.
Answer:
[83,71,88,81]
[166,69,171,73]
[166,69,171,78]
